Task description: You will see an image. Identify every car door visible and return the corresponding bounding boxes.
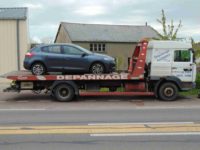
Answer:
[172,49,195,82]
[62,45,89,72]
[42,45,64,71]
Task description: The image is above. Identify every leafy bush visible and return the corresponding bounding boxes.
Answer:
[193,42,200,57]
[196,73,200,89]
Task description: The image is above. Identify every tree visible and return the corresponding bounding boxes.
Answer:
[157,9,182,40]
[191,37,195,45]
[192,39,200,57]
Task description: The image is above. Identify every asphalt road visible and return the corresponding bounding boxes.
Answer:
[0,90,200,150]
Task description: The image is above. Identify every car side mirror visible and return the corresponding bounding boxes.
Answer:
[82,53,88,57]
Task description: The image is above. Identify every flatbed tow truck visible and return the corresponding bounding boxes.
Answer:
[0,40,196,101]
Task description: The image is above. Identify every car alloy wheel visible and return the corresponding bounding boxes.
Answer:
[32,63,45,75]
[91,63,105,74]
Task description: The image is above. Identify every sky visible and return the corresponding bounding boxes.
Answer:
[0,0,199,42]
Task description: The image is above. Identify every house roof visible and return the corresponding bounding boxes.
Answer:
[59,22,159,43]
[0,7,27,20]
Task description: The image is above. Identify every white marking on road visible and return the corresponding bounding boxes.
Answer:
[90,132,200,137]
[88,122,194,126]
[0,109,46,111]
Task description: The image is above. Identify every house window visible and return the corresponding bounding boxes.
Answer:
[90,43,106,52]
[90,44,93,51]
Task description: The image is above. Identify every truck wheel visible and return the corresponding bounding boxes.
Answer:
[54,84,75,102]
[158,82,178,101]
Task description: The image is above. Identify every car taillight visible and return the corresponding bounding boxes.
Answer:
[25,52,34,58]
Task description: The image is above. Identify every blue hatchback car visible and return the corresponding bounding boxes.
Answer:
[24,44,116,75]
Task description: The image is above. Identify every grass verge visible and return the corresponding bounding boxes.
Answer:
[180,88,199,97]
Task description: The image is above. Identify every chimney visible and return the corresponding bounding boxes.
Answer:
[145,22,148,26]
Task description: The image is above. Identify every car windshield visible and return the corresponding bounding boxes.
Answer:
[75,45,93,54]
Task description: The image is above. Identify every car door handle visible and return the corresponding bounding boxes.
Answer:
[183,68,192,71]
[172,67,177,69]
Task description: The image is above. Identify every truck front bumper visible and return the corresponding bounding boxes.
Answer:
[181,82,196,91]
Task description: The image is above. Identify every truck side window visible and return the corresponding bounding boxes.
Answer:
[174,50,191,62]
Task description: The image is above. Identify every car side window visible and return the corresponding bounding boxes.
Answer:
[48,46,61,54]
[62,46,84,55]
[41,46,49,53]
[174,50,191,62]
[31,47,40,52]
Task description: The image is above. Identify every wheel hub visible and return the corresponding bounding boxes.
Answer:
[164,87,174,97]
[59,88,69,97]
[92,64,103,74]
[33,64,44,75]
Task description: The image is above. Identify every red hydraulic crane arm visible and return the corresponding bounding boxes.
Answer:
[128,40,148,79]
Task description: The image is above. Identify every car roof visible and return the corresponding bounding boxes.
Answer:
[36,43,78,48]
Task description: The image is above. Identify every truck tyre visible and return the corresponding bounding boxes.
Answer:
[158,82,178,101]
[54,84,75,102]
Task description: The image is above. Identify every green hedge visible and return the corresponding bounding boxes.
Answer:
[196,73,200,89]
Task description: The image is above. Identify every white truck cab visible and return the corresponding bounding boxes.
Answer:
[146,40,196,90]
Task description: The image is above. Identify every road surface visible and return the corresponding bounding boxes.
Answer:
[0,90,200,150]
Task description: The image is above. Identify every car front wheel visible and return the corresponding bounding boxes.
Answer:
[31,63,46,75]
[90,63,105,74]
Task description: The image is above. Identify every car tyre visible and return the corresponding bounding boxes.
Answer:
[90,62,105,74]
[54,84,75,102]
[158,82,178,101]
[31,63,46,75]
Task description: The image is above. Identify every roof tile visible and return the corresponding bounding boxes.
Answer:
[61,22,159,42]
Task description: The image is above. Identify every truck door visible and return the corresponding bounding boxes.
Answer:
[172,49,196,82]
[150,49,172,77]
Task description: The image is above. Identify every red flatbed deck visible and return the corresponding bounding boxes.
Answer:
[1,70,143,81]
